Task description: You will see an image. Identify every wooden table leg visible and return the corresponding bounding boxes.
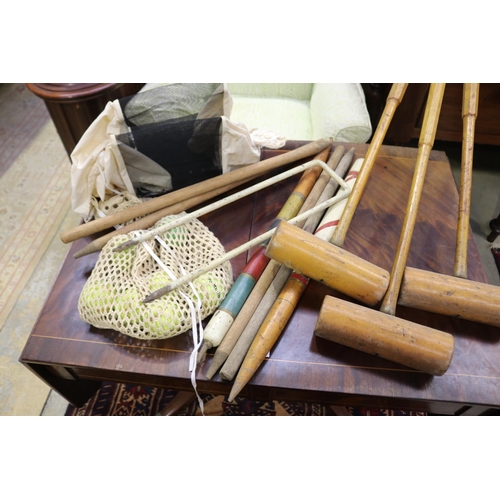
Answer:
[157,391,197,416]
[487,212,500,242]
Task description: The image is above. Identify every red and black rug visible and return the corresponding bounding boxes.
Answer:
[65,381,427,416]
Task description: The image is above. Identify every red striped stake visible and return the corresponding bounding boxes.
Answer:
[228,157,363,401]
[196,146,332,361]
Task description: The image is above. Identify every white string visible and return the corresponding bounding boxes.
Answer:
[140,234,205,415]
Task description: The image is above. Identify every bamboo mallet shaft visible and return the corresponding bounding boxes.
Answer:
[60,137,333,244]
[331,83,408,248]
[453,83,480,279]
[380,83,446,316]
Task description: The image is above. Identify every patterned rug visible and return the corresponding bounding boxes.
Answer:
[65,381,428,416]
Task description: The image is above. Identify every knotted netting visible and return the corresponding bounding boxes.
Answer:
[78,213,233,340]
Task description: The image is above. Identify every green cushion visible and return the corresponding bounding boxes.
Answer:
[230,96,313,140]
[227,83,313,101]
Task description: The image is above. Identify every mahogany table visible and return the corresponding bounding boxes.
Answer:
[20,142,500,415]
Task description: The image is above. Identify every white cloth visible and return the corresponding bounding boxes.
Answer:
[70,100,134,220]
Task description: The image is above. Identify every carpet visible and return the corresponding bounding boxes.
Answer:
[0,83,75,328]
[0,83,82,415]
[65,382,428,416]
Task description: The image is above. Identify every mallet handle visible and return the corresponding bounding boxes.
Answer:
[380,83,446,316]
[453,83,480,279]
[60,137,333,243]
[331,83,407,248]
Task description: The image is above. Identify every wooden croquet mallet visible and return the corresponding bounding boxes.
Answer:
[205,148,354,380]
[226,157,362,397]
[315,83,455,377]
[219,151,357,385]
[397,84,500,328]
[206,146,354,379]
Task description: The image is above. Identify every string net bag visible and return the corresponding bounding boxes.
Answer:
[91,191,143,224]
[78,213,233,340]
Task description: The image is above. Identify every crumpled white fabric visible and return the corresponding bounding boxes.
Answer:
[220,117,286,173]
[70,84,287,220]
[70,100,135,220]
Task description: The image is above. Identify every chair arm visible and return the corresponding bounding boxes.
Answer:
[310,83,372,143]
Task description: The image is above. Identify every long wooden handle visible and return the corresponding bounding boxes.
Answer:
[331,83,407,248]
[453,83,480,279]
[72,177,250,258]
[380,83,446,316]
[60,137,333,243]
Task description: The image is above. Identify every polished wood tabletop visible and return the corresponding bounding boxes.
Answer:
[20,142,500,414]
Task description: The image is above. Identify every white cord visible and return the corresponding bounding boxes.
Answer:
[141,235,205,415]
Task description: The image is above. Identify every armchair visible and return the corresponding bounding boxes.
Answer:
[227,83,372,143]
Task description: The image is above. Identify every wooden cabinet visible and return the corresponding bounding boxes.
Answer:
[363,83,500,146]
[26,83,144,156]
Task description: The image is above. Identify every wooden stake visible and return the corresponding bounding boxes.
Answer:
[196,147,332,362]
[220,265,292,383]
[60,137,334,244]
[204,259,282,380]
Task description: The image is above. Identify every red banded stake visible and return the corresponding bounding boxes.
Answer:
[195,147,332,362]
